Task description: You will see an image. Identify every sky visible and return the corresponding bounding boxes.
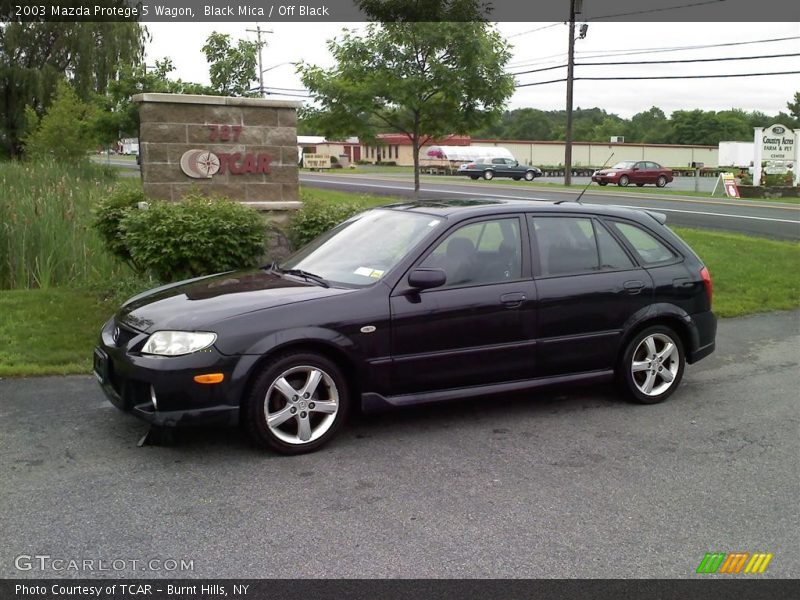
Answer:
[144,21,800,119]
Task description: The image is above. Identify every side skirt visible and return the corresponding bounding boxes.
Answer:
[360,370,615,413]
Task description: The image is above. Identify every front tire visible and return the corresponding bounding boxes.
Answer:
[619,326,685,404]
[656,175,668,188]
[618,175,630,187]
[524,170,536,181]
[245,352,349,454]
[483,170,494,180]
[598,181,608,186]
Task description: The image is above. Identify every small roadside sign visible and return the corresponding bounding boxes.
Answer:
[303,153,331,169]
[721,172,740,198]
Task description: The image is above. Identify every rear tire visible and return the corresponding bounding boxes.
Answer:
[656,175,668,188]
[618,175,630,187]
[618,326,685,405]
[245,352,349,455]
[513,176,521,181]
[470,175,479,180]
[483,170,494,180]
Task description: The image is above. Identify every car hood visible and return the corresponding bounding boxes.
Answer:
[596,169,619,175]
[117,269,355,332]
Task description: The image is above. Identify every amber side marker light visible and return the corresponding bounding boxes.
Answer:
[194,373,225,384]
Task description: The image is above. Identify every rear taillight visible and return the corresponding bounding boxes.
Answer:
[700,266,713,307]
[467,163,476,168]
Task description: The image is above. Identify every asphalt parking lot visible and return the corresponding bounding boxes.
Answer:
[1,310,798,579]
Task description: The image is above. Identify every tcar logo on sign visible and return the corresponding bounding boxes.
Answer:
[696,552,773,574]
[180,149,272,179]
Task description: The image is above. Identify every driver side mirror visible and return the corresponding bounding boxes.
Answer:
[632,166,640,171]
[408,268,446,290]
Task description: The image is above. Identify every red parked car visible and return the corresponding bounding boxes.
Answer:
[592,160,673,188]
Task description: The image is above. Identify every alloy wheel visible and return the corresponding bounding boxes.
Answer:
[264,365,339,445]
[630,333,680,396]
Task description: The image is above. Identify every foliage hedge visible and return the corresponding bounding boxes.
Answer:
[95,187,266,282]
[288,189,372,248]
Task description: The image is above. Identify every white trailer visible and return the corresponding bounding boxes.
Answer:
[718,141,754,168]
[422,145,516,174]
[425,145,515,162]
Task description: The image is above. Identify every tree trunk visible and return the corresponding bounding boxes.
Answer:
[412,136,420,196]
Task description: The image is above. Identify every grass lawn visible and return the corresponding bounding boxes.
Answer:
[671,227,800,318]
[0,288,117,377]
[1,220,797,377]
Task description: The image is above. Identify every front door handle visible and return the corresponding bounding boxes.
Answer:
[623,280,645,295]
[500,292,526,307]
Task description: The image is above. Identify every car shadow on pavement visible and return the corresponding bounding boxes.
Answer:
[138,381,625,453]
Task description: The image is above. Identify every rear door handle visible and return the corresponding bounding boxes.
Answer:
[500,292,526,307]
[672,278,693,289]
[623,280,645,295]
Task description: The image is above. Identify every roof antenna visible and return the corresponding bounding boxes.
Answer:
[556,152,614,205]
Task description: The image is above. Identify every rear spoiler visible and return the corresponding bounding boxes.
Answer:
[646,210,667,225]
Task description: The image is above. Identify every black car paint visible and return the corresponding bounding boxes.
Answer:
[95,200,716,428]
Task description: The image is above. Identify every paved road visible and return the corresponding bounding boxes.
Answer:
[1,311,798,578]
[301,173,800,241]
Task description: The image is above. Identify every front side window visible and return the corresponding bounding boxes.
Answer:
[610,221,676,265]
[420,218,522,287]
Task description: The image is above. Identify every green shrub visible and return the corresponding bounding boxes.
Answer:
[289,190,371,248]
[93,181,146,265]
[121,193,266,282]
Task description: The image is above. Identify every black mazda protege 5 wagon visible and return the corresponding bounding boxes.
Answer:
[95,200,716,454]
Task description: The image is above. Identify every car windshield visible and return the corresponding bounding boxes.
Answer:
[611,161,636,169]
[279,209,440,287]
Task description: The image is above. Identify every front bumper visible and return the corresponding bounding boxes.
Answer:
[592,174,618,183]
[94,319,244,428]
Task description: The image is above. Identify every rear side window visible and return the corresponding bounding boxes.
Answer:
[611,221,676,265]
[533,217,598,276]
[533,217,636,276]
[595,222,635,270]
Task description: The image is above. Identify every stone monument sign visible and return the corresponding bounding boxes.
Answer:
[133,93,301,206]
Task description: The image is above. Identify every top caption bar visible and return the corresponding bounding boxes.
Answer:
[2,0,796,22]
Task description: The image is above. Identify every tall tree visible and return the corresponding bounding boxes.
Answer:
[23,81,99,162]
[201,33,259,97]
[0,19,146,157]
[299,22,514,192]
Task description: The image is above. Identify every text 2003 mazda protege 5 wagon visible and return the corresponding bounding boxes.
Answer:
[95,200,716,454]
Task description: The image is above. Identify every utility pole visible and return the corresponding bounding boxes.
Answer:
[246,24,273,97]
[564,0,578,186]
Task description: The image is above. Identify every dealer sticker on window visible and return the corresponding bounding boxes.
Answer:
[354,267,385,279]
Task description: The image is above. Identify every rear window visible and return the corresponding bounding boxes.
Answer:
[610,221,676,265]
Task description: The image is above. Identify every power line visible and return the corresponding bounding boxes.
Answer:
[515,70,800,87]
[574,35,800,59]
[509,51,800,78]
[576,52,800,67]
[508,23,563,39]
[576,70,800,80]
[509,63,568,76]
[508,35,800,71]
[587,0,728,21]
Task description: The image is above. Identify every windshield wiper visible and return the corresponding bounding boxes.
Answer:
[272,264,330,288]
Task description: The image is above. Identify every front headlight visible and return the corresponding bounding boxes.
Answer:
[141,331,217,356]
